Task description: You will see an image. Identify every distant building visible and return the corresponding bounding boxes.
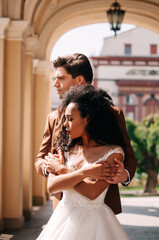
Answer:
[90,27,159,122]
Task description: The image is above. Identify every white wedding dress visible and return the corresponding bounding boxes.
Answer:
[37,148,130,240]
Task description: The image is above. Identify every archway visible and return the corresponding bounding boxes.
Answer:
[1,0,159,231]
[144,97,159,117]
[24,0,159,60]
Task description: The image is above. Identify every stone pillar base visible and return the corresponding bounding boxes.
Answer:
[46,192,50,201]
[4,216,24,231]
[33,196,46,206]
[0,219,4,232]
[23,209,32,220]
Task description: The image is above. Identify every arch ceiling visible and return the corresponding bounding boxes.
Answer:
[1,0,159,60]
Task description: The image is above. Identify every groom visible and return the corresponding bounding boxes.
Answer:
[35,53,137,214]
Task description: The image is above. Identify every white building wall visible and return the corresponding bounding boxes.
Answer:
[97,65,159,80]
[101,27,159,56]
[92,27,159,115]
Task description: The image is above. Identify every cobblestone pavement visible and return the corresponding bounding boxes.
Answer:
[1,196,159,240]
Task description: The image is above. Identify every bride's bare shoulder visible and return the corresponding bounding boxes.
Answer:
[106,145,124,164]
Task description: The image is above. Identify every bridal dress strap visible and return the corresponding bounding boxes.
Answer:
[96,147,125,163]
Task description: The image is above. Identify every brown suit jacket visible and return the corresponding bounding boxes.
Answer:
[35,106,137,215]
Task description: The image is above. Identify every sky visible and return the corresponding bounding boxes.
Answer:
[50,23,136,61]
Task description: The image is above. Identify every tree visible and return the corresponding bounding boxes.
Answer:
[126,114,159,193]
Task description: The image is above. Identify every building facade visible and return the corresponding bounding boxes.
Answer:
[91,27,159,122]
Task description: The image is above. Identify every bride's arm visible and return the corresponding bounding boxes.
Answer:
[74,179,109,200]
[74,152,124,200]
[47,163,106,194]
[47,151,123,198]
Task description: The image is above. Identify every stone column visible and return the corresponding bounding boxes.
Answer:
[118,93,125,111]
[33,59,51,206]
[22,36,38,220]
[3,20,29,230]
[0,17,10,232]
[137,94,143,121]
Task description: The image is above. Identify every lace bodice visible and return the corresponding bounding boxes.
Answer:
[62,188,108,209]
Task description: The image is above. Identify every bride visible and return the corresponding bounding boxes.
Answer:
[37,85,130,240]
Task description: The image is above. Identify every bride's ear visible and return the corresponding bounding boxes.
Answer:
[84,115,90,125]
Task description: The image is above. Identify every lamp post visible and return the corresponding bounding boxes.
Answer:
[107,0,125,36]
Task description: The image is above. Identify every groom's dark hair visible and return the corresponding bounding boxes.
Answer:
[52,53,93,83]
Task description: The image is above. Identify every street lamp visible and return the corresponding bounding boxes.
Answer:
[107,0,125,36]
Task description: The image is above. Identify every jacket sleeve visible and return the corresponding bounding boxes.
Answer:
[117,108,138,182]
[35,111,57,176]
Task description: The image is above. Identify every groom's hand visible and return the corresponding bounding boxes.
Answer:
[44,150,69,175]
[104,159,128,184]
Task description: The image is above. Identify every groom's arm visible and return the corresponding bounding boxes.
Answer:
[105,107,137,185]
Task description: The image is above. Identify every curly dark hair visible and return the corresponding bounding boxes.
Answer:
[54,85,126,153]
[52,53,93,83]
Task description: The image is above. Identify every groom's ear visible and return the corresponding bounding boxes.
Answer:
[76,75,86,85]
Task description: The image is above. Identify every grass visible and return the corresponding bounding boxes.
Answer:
[119,185,159,197]
[119,186,144,191]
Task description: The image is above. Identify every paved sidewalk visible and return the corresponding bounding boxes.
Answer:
[1,196,159,240]
[117,196,159,240]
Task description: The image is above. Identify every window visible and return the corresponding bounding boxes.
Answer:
[125,44,131,55]
[150,44,157,55]
[126,95,130,104]
[126,94,136,105]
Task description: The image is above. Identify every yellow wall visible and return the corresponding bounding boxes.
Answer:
[3,39,24,229]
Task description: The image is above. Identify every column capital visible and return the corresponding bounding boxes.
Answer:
[25,35,39,55]
[33,59,51,79]
[5,20,31,41]
[0,18,10,38]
